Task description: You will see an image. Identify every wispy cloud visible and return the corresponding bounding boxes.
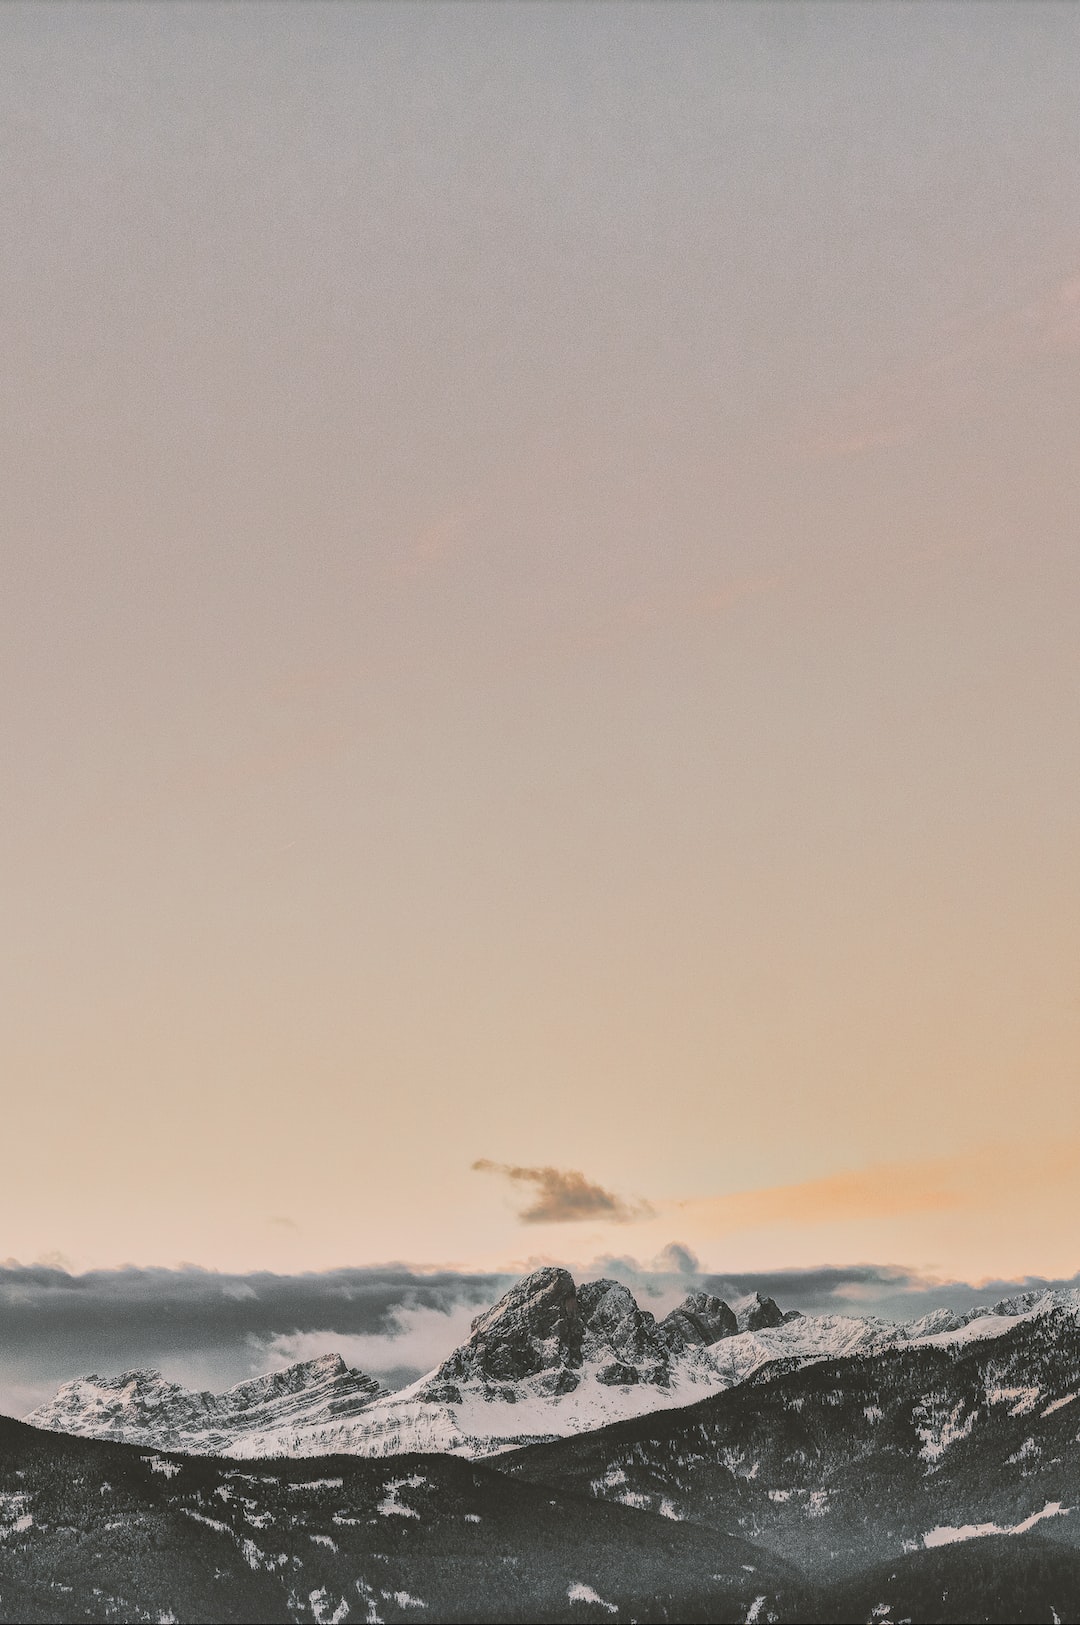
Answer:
[472,1160,655,1225]
[803,262,1080,459]
[400,507,477,578]
[680,1159,960,1230]
[533,571,787,664]
[1018,271,1080,354]
[677,1139,1080,1237]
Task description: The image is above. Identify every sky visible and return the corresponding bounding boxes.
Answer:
[3,0,1080,1364]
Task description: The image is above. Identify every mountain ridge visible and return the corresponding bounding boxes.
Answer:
[24,1270,1080,1462]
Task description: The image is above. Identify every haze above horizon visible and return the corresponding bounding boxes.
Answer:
[3,1,1079,1283]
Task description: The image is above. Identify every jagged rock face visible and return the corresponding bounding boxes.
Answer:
[660,1291,738,1350]
[428,1266,583,1389]
[733,1291,785,1333]
[425,1274,778,1402]
[430,1273,680,1396]
[579,1279,671,1384]
[224,1354,383,1417]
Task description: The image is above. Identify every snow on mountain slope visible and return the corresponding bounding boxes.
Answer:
[24,1270,1080,1461]
[904,1287,1080,1348]
[26,1353,385,1455]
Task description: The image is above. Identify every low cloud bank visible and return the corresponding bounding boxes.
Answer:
[0,1263,511,1414]
[595,1251,1080,1324]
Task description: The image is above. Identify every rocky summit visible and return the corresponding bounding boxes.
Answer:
[658,1290,738,1349]
[424,1269,685,1399]
[427,1266,583,1393]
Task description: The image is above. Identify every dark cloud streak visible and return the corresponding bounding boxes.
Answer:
[594,1253,1080,1322]
[0,1263,511,1414]
[0,1263,505,1349]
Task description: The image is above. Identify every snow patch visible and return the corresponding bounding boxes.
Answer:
[915,1399,977,1465]
[923,1500,1068,1547]
[142,1455,181,1478]
[377,1475,426,1518]
[181,1510,230,1534]
[0,1493,32,1538]
[309,1588,350,1625]
[353,1577,384,1625]
[567,1582,617,1613]
[1007,1437,1039,1464]
[986,1385,1041,1416]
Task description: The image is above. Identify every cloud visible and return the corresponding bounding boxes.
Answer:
[472,1160,655,1225]
[803,261,1080,459]
[654,1242,700,1277]
[696,1262,1080,1322]
[676,1139,1080,1239]
[400,507,475,578]
[0,1262,511,1416]
[1018,271,1080,354]
[680,1158,960,1231]
[536,573,786,664]
[692,573,786,619]
[261,1301,484,1393]
[586,1251,1080,1326]
[590,1252,942,1314]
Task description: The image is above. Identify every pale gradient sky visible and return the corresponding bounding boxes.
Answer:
[3,2,1079,1284]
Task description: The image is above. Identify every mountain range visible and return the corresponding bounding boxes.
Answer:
[24,1268,1080,1461]
[8,1267,1080,1622]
